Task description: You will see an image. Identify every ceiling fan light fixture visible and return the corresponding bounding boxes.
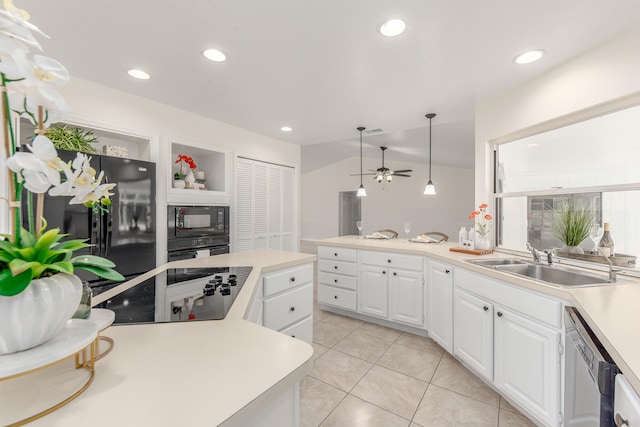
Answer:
[357,184,367,197]
[424,113,437,196]
[386,175,392,182]
[377,174,383,183]
[424,180,436,195]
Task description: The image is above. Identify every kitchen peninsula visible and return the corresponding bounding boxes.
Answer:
[317,235,640,426]
[1,250,315,427]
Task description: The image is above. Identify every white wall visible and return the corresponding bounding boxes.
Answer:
[301,156,474,241]
[475,24,640,207]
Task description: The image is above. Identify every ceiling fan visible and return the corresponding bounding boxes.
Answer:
[360,146,412,182]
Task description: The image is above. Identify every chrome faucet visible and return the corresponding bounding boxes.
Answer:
[596,247,620,282]
[526,242,544,263]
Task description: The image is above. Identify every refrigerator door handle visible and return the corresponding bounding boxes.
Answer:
[105,210,113,257]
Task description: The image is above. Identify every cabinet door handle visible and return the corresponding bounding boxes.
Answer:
[334,265,338,270]
[334,279,338,283]
[289,306,295,312]
[393,272,397,276]
[483,306,489,311]
[497,311,503,317]
[445,269,451,274]
[387,259,392,263]
[334,295,338,299]
[382,270,386,275]
[291,335,296,338]
[615,413,629,426]
[334,253,338,257]
[290,277,296,283]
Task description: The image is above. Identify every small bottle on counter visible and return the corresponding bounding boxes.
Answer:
[599,222,615,257]
[458,226,468,247]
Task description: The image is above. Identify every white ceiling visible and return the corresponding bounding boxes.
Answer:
[25,0,640,170]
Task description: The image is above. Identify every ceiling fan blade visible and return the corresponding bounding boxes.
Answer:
[394,174,412,177]
[350,173,378,176]
[391,169,413,174]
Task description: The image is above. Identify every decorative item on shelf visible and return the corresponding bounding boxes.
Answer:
[0,1,124,355]
[72,281,93,319]
[174,154,196,188]
[172,179,186,189]
[44,124,99,154]
[102,144,129,158]
[468,203,493,251]
[552,199,594,255]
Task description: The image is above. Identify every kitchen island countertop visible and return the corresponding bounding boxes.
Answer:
[1,249,316,427]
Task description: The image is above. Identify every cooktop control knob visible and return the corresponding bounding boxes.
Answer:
[203,283,215,296]
[228,274,238,286]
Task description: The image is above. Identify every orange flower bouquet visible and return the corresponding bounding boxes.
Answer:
[469,203,493,236]
[174,154,196,180]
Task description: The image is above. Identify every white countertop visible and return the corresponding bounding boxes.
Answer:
[1,249,316,427]
[318,236,640,395]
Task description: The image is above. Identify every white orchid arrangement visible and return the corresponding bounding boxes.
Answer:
[0,0,123,296]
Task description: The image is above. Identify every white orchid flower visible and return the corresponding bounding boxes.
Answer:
[6,135,64,193]
[0,0,47,49]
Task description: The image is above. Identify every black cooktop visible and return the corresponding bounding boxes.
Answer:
[168,266,253,322]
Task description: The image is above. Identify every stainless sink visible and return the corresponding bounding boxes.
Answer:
[465,258,527,267]
[496,263,613,286]
[464,257,623,287]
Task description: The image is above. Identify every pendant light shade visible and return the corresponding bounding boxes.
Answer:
[357,126,367,197]
[424,113,437,195]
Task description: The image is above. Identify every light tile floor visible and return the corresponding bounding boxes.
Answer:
[301,303,538,427]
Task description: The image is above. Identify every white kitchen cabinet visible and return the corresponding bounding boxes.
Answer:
[427,260,454,352]
[359,264,389,318]
[455,268,563,427]
[453,287,493,381]
[359,251,424,327]
[261,263,314,344]
[317,246,358,311]
[494,306,560,427]
[235,157,297,252]
[388,269,423,327]
[615,374,640,427]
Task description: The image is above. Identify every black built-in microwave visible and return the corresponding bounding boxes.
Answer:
[167,206,229,251]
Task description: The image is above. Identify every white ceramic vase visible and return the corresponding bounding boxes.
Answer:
[563,245,584,254]
[173,179,186,189]
[0,273,82,355]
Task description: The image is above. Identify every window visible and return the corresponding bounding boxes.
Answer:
[495,103,640,262]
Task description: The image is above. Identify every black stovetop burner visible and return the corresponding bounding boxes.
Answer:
[168,266,252,322]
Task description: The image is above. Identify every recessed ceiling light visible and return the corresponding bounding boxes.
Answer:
[528,143,538,147]
[281,126,293,132]
[203,49,227,62]
[379,19,406,37]
[513,49,546,65]
[128,69,150,80]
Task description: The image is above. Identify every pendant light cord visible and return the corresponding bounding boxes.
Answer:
[357,126,365,186]
[425,113,436,181]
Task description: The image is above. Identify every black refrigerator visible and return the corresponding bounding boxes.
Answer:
[25,149,157,323]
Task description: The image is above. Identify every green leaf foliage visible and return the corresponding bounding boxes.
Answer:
[0,227,124,296]
[42,125,99,154]
[552,200,595,247]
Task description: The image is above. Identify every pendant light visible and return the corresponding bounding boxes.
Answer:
[424,113,437,195]
[356,126,367,197]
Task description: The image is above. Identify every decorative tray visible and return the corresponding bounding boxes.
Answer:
[450,247,494,256]
[0,319,98,379]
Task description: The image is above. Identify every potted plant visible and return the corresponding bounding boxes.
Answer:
[174,154,196,189]
[552,200,595,254]
[42,124,99,153]
[0,1,124,354]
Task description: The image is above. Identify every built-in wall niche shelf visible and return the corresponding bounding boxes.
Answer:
[168,140,230,205]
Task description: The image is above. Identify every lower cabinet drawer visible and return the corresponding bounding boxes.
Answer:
[264,284,313,331]
[318,284,357,311]
[318,271,357,291]
[318,259,358,276]
[279,316,313,344]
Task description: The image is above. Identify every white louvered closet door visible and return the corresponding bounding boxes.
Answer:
[234,157,298,252]
[235,158,254,252]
